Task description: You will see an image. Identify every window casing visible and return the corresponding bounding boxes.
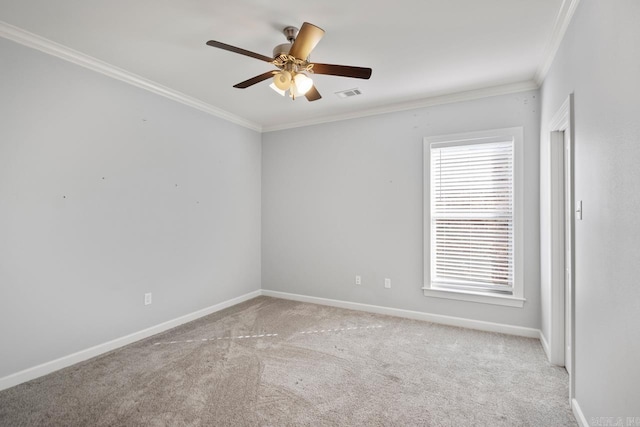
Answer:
[423,128,525,307]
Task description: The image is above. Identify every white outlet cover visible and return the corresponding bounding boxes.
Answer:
[355,275,361,285]
[144,293,152,305]
[384,278,391,288]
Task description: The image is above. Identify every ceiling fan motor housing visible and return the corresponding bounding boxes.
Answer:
[272,43,291,59]
[273,25,298,59]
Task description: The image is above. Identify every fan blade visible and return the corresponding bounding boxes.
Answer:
[305,85,322,101]
[233,71,276,89]
[312,63,372,79]
[206,40,274,63]
[289,22,325,60]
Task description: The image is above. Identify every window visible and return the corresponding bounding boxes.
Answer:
[423,128,524,307]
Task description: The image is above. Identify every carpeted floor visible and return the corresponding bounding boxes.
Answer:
[0,296,576,426]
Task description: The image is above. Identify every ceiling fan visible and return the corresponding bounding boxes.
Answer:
[206,22,372,101]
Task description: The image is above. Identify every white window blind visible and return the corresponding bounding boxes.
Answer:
[430,139,514,294]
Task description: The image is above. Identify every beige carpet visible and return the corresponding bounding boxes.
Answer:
[0,296,576,426]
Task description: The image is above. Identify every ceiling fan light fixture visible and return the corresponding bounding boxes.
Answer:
[293,73,313,95]
[273,71,292,91]
[206,21,372,103]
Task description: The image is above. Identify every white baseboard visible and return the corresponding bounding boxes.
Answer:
[1,288,543,392]
[572,398,589,427]
[539,330,551,361]
[0,289,261,392]
[261,290,541,338]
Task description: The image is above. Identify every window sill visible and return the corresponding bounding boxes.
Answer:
[422,287,525,308]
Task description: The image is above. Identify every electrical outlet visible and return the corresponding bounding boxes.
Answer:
[144,293,152,305]
[384,278,391,289]
[355,275,361,285]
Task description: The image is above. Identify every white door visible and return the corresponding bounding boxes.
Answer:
[563,130,573,377]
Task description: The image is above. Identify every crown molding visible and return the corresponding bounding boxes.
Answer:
[0,21,262,132]
[262,80,539,133]
[534,0,581,85]
[2,2,572,136]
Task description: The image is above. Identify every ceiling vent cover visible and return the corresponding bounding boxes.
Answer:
[335,88,362,98]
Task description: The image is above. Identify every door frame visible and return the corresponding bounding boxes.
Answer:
[548,94,575,400]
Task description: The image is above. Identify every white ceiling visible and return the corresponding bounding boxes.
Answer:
[0,0,565,131]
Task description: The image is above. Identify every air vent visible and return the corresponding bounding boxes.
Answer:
[335,88,362,98]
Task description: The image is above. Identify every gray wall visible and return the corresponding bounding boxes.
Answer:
[0,38,261,378]
[539,0,640,419]
[262,91,541,329]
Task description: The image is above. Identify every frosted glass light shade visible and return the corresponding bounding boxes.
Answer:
[269,83,286,96]
[273,71,292,90]
[293,73,313,95]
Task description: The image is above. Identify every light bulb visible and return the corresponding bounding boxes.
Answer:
[293,73,313,95]
[273,71,292,91]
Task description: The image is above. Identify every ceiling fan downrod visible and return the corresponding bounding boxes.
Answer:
[283,26,298,43]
